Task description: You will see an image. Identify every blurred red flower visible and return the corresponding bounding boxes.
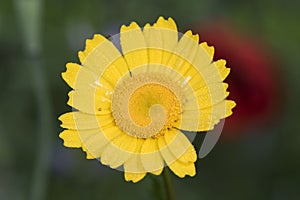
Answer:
[193,22,280,138]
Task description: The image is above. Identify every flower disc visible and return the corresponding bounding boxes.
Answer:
[112,70,183,138]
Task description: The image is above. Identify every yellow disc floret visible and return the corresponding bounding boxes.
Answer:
[129,83,181,130]
[112,72,183,138]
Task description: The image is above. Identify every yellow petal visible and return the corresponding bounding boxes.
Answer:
[120,22,148,71]
[101,133,138,169]
[67,88,112,115]
[79,34,128,77]
[62,63,97,89]
[158,131,197,165]
[143,23,163,65]
[59,130,82,148]
[180,100,236,131]
[200,42,214,60]
[150,168,163,175]
[163,35,218,93]
[158,135,176,165]
[177,78,229,132]
[79,127,123,158]
[58,111,116,130]
[178,79,233,132]
[194,83,229,109]
[82,145,95,159]
[96,114,116,129]
[163,129,192,162]
[196,61,227,85]
[167,42,216,98]
[124,172,146,183]
[195,42,214,67]
[154,16,177,31]
[214,59,230,81]
[157,130,197,178]
[168,160,196,178]
[143,17,178,69]
[199,100,236,122]
[223,100,236,117]
[58,112,99,130]
[123,139,146,174]
[178,145,197,163]
[78,34,106,63]
[59,129,99,159]
[99,57,129,88]
[184,82,229,111]
[158,129,192,166]
[167,30,199,73]
[59,128,112,159]
[140,138,164,172]
[154,17,177,49]
[187,42,221,87]
[154,17,178,65]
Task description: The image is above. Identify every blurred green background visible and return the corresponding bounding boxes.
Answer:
[1,0,300,199]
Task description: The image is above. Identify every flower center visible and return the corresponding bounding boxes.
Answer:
[111,72,183,138]
[129,83,181,127]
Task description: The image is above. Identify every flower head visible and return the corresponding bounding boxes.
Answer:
[59,17,236,183]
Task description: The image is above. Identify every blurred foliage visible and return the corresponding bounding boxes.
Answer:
[1,0,300,200]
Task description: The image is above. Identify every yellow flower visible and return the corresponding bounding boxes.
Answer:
[59,16,236,183]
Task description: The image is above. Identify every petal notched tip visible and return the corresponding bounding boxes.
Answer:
[181,30,199,43]
[82,146,96,159]
[155,16,177,31]
[150,168,164,175]
[59,130,82,148]
[78,34,107,64]
[124,172,147,183]
[200,42,215,59]
[168,160,196,178]
[215,59,231,80]
[225,100,237,117]
[144,23,151,29]
[61,63,82,89]
[121,21,141,32]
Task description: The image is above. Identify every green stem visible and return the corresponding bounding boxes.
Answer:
[14,1,53,200]
[163,168,175,200]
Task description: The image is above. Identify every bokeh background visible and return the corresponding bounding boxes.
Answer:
[1,0,300,199]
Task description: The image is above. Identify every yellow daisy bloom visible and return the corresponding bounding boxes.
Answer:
[59,16,236,183]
